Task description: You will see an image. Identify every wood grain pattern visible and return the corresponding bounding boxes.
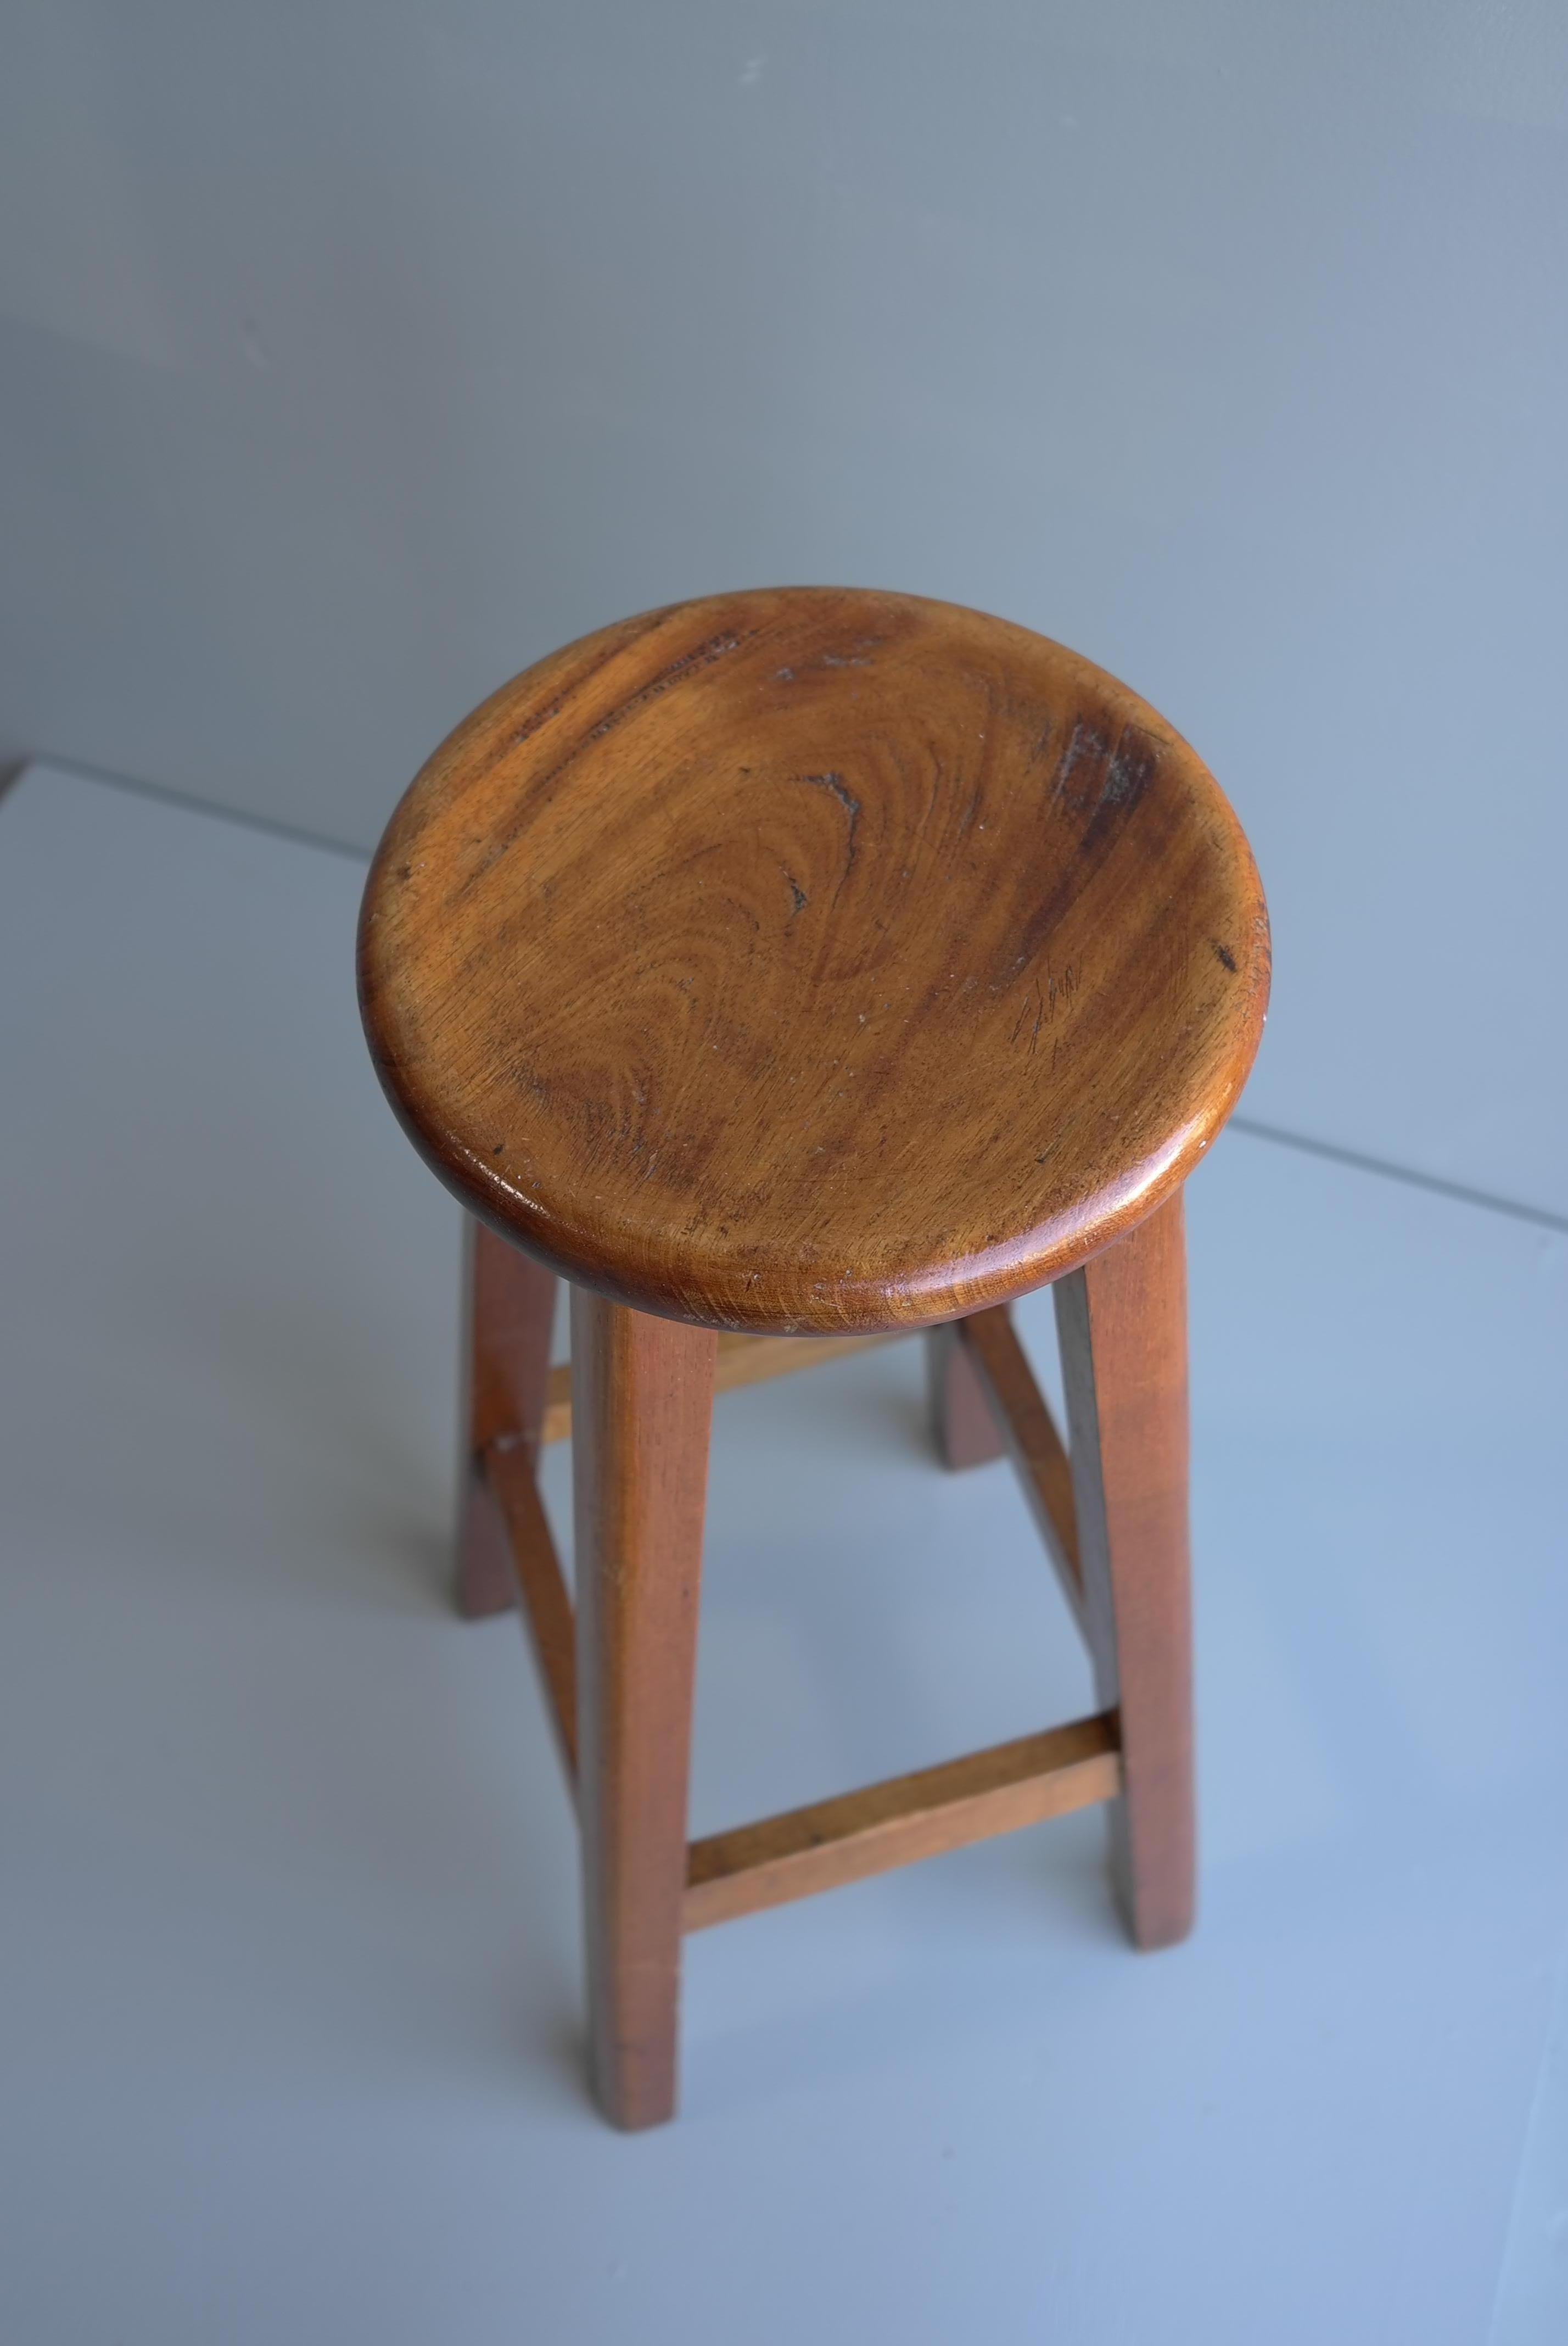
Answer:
[571,1294,718,2131]
[360,588,1269,1335]
[1054,1196,1194,1949]
[455,1221,557,1617]
[685,1712,1121,1931]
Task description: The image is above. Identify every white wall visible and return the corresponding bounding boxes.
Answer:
[2,1,1564,1213]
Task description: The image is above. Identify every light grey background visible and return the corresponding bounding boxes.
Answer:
[2,0,1565,1211]
[3,764,1566,2344]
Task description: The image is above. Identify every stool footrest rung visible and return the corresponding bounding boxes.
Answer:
[540,1330,900,1445]
[483,1330,1118,1941]
[683,1711,1121,1932]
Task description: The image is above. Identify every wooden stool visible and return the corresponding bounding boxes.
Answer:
[358,587,1269,2129]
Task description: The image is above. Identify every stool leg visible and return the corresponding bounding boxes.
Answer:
[456,1219,557,1618]
[926,1320,1007,1469]
[571,1293,718,2130]
[1053,1192,1193,1950]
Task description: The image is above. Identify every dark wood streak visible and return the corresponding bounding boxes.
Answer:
[434,612,667,818]
[454,624,757,897]
[1013,719,1160,971]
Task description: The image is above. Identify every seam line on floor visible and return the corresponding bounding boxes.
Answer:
[1230,1119,1567,1236]
[3,753,373,865]
[11,758,1565,1238]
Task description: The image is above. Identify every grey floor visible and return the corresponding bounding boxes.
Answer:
[2,764,1565,2345]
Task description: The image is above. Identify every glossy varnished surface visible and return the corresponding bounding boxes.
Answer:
[359,590,1268,1331]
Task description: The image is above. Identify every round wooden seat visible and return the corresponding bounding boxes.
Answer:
[359,588,1268,1334]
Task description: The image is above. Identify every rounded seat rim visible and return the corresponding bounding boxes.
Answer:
[359,587,1269,1335]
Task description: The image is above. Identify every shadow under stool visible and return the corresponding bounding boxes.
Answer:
[357,585,1270,2130]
